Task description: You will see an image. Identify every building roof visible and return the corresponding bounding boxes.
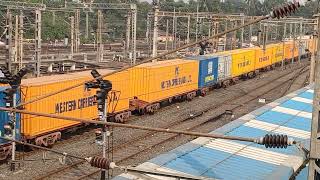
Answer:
[114,85,313,180]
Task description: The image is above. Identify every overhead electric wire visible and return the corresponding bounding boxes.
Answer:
[0,106,258,143]
[16,15,269,108]
[13,0,301,108]
[0,106,298,148]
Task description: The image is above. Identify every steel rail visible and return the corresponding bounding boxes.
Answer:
[0,136,85,160]
[0,107,256,143]
[16,15,269,108]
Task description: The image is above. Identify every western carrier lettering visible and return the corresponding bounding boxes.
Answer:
[55,95,96,113]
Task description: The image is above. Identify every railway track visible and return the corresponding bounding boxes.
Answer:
[33,63,309,180]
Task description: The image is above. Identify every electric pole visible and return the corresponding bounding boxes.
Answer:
[308,13,320,180]
[152,0,159,58]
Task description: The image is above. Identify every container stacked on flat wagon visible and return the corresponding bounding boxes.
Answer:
[19,69,130,147]
[228,49,256,80]
[129,59,199,115]
[185,52,233,95]
[301,37,315,58]
[252,45,274,72]
[283,41,294,63]
[205,52,233,88]
[185,55,219,96]
[307,37,317,54]
[0,86,21,161]
[269,42,285,66]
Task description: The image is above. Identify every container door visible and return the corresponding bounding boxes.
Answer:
[225,55,232,79]
[218,56,225,81]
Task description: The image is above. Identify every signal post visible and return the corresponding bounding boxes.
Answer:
[85,69,112,179]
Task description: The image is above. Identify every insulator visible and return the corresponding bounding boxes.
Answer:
[270,1,300,19]
[255,134,295,148]
[86,156,116,170]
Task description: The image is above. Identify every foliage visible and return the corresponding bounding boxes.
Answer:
[2,0,317,42]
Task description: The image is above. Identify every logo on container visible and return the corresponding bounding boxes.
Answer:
[175,67,179,77]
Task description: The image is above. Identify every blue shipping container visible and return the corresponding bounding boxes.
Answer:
[0,86,21,145]
[186,56,219,88]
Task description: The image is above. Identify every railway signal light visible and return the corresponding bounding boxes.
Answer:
[3,121,14,137]
[96,89,107,112]
[85,82,100,89]
[91,69,103,84]
[100,80,112,92]
[0,66,13,84]
[13,67,29,86]
[3,88,15,107]
[0,78,9,84]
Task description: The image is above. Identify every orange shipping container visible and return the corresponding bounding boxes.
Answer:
[309,38,317,53]
[284,42,294,59]
[21,69,130,138]
[129,59,199,103]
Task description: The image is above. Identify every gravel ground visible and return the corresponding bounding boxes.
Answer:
[0,61,310,180]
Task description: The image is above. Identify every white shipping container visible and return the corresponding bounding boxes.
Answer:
[217,54,232,81]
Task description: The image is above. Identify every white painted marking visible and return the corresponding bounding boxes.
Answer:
[272,106,312,119]
[307,89,314,93]
[205,139,289,165]
[267,102,281,107]
[244,120,310,139]
[291,96,313,104]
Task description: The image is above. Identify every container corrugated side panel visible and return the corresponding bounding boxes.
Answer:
[22,70,130,138]
[198,57,218,88]
[131,60,199,103]
[22,78,87,138]
[224,54,232,79]
[308,39,316,53]
[0,86,21,144]
[186,56,218,88]
[254,46,273,70]
[284,42,294,59]
[218,56,225,81]
[103,70,130,113]
[183,56,203,88]
[231,49,255,77]
[272,43,285,64]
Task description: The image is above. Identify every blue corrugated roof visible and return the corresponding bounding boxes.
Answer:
[114,85,313,180]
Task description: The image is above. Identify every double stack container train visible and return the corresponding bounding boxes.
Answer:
[0,38,314,161]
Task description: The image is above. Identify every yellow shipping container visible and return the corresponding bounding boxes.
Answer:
[270,43,284,64]
[230,49,255,78]
[21,69,130,138]
[129,59,199,103]
[253,46,273,70]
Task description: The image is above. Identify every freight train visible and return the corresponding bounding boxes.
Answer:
[0,38,315,161]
